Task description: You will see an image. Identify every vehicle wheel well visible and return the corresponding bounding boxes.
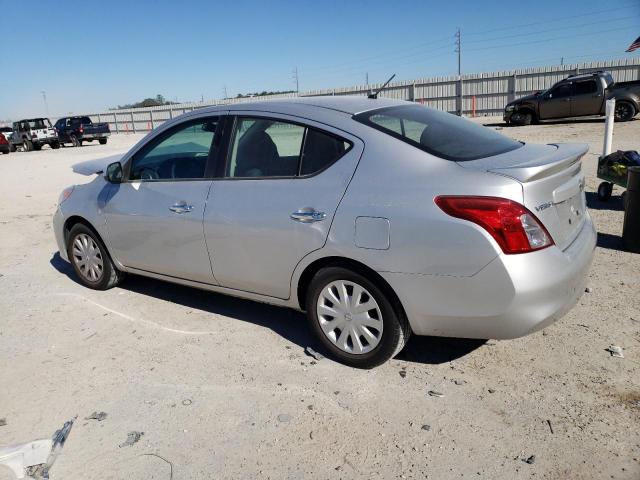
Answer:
[516,107,536,119]
[296,256,407,321]
[63,216,105,248]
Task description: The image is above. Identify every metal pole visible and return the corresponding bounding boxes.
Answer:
[455,28,462,116]
[41,91,49,117]
[602,99,615,158]
[114,113,119,134]
[131,112,136,134]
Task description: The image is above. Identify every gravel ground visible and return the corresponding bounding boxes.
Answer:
[0,117,639,480]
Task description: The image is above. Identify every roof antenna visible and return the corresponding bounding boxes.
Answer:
[368,74,396,99]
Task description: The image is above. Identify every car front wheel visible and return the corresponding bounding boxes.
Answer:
[67,224,124,290]
[306,266,410,368]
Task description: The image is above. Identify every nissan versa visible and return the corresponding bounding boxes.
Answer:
[53,97,596,368]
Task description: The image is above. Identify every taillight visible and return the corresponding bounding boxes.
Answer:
[434,196,553,254]
[0,134,7,145]
[79,127,84,133]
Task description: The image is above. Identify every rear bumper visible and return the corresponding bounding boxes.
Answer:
[33,137,58,144]
[382,212,596,339]
[0,144,9,153]
[81,132,110,140]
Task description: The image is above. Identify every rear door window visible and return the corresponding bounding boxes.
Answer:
[354,105,522,161]
[574,80,597,95]
[226,117,351,178]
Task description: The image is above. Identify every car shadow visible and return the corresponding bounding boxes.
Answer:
[50,252,486,366]
[597,232,625,252]
[585,191,624,211]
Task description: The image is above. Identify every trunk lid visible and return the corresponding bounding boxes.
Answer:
[458,143,589,250]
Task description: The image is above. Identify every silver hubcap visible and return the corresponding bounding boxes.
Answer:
[316,280,383,354]
[72,233,104,282]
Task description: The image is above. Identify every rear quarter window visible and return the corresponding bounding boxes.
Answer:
[355,105,522,161]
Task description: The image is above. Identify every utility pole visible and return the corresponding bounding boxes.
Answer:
[292,66,299,94]
[223,85,228,99]
[560,57,564,65]
[455,28,462,116]
[41,91,49,116]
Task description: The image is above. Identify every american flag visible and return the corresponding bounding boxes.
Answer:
[627,36,640,53]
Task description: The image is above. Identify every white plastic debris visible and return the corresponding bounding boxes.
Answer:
[0,418,74,479]
[606,345,624,358]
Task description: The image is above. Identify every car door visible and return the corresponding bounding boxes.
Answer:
[203,113,363,299]
[570,79,602,117]
[102,116,223,283]
[539,83,572,119]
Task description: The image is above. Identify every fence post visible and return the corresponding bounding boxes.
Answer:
[97,113,101,124]
[130,112,136,133]
[149,110,154,131]
[114,113,119,134]
[169,107,173,119]
[508,74,517,104]
[409,83,416,102]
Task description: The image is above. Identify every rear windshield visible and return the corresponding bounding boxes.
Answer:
[354,105,522,161]
[72,116,92,125]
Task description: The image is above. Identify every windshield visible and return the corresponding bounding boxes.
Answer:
[354,105,522,161]
[28,119,52,129]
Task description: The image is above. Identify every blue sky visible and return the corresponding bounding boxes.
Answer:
[0,0,638,119]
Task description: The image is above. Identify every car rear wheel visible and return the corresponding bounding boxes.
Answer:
[306,266,410,368]
[99,138,108,145]
[67,224,124,290]
[22,139,33,152]
[33,144,42,151]
[597,181,613,201]
[71,135,82,147]
[9,143,16,152]
[51,141,60,149]
[614,101,636,122]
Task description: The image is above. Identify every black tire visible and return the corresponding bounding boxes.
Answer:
[71,135,82,147]
[67,223,125,290]
[22,139,33,152]
[306,266,410,368]
[9,143,16,152]
[510,111,533,126]
[614,101,636,122]
[597,182,613,202]
[33,144,42,151]
[51,141,60,149]
[99,138,108,145]
[1,150,9,155]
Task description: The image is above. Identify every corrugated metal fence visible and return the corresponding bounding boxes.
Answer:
[64,58,640,133]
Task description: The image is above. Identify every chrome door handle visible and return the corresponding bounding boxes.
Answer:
[169,202,194,214]
[290,208,327,223]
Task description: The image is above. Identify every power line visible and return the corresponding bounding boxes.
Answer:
[466,25,638,52]
[468,15,634,45]
[465,2,639,36]
[299,35,454,74]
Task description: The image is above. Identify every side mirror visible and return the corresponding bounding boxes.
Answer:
[105,161,123,183]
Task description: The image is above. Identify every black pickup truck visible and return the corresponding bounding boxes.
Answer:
[504,71,640,125]
[54,116,111,147]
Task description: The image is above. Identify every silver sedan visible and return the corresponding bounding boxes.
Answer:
[53,97,596,368]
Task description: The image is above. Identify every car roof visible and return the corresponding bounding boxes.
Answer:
[214,95,411,116]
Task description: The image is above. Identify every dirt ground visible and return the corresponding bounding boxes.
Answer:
[0,117,639,480]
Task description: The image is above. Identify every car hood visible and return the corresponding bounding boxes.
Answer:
[72,154,124,176]
[509,93,540,105]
